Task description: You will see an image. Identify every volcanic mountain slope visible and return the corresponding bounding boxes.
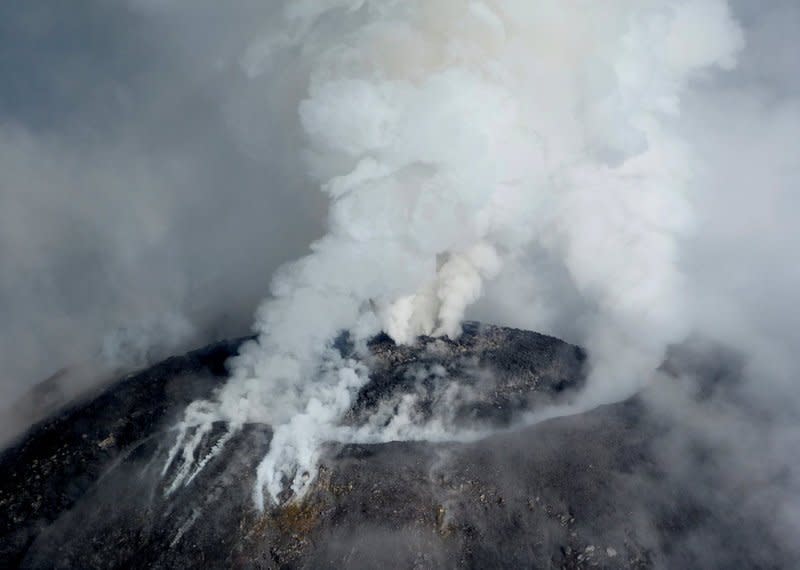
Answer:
[0,323,790,569]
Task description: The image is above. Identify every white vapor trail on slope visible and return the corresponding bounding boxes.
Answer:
[164,0,743,509]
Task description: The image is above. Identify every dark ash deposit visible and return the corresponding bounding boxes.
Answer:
[0,323,790,568]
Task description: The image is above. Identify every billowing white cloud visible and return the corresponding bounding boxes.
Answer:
[164,0,751,508]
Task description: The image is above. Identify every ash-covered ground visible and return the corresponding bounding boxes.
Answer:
[0,323,792,569]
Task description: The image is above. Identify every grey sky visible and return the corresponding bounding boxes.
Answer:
[0,1,325,406]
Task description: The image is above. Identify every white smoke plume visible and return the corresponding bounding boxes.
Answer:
[164,0,745,509]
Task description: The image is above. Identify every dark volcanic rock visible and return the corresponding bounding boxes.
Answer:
[351,322,586,429]
[0,324,790,568]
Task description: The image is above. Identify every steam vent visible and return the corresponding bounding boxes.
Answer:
[0,324,788,568]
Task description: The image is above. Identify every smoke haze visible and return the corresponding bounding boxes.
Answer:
[2,0,799,541]
[0,2,325,417]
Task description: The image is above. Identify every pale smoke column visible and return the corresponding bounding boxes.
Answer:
[167,0,743,508]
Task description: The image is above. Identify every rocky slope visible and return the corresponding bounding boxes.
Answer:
[0,323,790,568]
